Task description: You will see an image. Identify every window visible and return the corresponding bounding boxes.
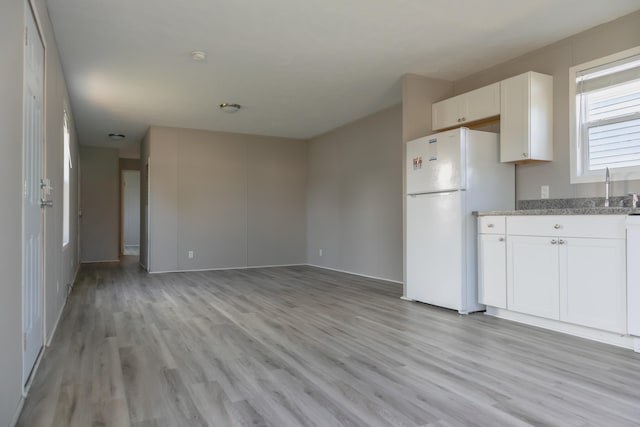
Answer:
[570,47,640,183]
[63,110,71,246]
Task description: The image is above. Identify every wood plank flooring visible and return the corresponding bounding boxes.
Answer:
[17,261,640,426]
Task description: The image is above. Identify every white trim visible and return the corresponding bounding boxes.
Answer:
[46,295,66,347]
[306,264,403,284]
[486,307,634,349]
[146,263,403,285]
[22,346,44,396]
[80,259,120,263]
[570,45,640,184]
[400,296,413,301]
[148,263,307,274]
[9,396,24,427]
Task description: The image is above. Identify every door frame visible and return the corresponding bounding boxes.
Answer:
[119,163,141,257]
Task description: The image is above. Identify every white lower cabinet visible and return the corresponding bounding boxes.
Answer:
[478,233,507,308]
[479,215,628,335]
[478,216,507,308]
[507,235,560,320]
[561,237,626,333]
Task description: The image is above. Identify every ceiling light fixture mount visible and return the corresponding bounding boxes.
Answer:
[108,133,126,140]
[191,51,207,61]
[219,103,241,113]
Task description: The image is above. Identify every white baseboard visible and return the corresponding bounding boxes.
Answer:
[10,396,24,427]
[46,298,66,347]
[400,296,413,301]
[80,259,120,263]
[147,263,403,285]
[486,307,635,350]
[148,263,306,274]
[306,264,403,284]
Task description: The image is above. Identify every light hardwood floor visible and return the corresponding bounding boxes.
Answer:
[17,261,640,426]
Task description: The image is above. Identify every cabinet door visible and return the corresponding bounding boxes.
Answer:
[560,238,627,333]
[478,234,507,308]
[432,96,461,131]
[500,73,529,162]
[465,83,500,124]
[507,235,560,319]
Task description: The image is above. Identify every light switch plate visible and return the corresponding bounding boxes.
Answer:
[541,185,549,199]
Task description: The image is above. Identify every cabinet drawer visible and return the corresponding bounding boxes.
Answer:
[507,215,625,239]
[479,216,506,234]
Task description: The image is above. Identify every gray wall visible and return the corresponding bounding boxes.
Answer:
[80,147,120,262]
[0,1,80,425]
[0,1,25,423]
[306,105,403,282]
[123,170,140,246]
[147,126,307,272]
[452,10,640,200]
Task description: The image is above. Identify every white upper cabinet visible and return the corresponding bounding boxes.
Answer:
[432,83,500,131]
[500,72,553,163]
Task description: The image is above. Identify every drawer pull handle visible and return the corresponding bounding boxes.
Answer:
[487,224,494,228]
[551,239,557,245]
[553,224,561,229]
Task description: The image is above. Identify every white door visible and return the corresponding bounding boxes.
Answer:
[22,3,45,385]
[507,235,560,319]
[406,191,463,311]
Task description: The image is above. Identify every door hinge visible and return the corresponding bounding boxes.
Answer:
[23,333,27,351]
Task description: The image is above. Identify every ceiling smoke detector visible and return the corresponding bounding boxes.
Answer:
[191,51,207,61]
[108,133,126,140]
[219,103,241,113]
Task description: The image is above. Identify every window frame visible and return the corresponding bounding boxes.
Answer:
[569,46,640,184]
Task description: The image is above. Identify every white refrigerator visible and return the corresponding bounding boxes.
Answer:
[405,128,514,313]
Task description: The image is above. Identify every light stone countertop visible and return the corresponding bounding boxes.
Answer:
[474,197,640,216]
[475,207,640,216]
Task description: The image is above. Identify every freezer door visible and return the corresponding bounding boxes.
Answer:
[406,130,465,195]
[406,191,463,311]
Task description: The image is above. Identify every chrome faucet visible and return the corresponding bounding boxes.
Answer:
[604,167,610,208]
[630,192,639,209]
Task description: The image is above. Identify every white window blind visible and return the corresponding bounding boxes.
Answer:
[576,54,640,174]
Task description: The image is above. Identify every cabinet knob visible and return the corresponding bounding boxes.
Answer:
[558,239,565,245]
[457,118,461,123]
[551,239,557,245]
[522,153,528,158]
[487,224,494,228]
[461,117,466,122]
[499,237,505,242]
[553,224,561,229]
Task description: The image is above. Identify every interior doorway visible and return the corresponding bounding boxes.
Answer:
[121,169,140,256]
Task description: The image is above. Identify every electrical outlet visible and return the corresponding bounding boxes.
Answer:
[188,250,194,259]
[319,249,323,257]
[541,185,550,199]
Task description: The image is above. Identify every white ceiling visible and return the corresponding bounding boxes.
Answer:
[46,0,640,151]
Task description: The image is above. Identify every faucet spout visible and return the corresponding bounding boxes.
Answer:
[604,167,610,208]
